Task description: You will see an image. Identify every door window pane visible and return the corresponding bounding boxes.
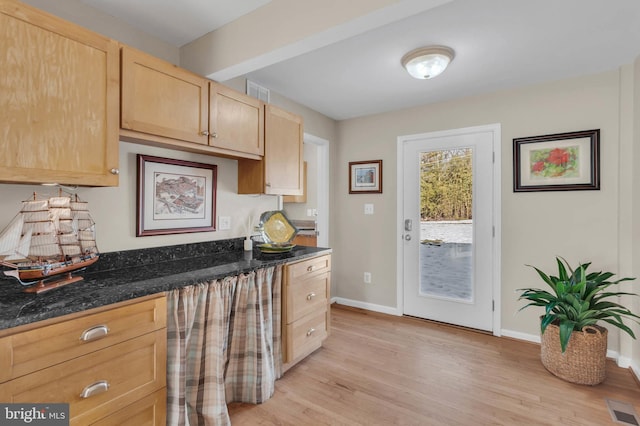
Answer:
[419,149,473,302]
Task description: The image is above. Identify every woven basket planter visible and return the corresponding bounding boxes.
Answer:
[540,321,608,385]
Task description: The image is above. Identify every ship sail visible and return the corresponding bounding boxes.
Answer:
[0,192,100,292]
[4,228,32,261]
[0,215,25,258]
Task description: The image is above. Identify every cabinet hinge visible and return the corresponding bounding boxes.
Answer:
[492,300,495,312]
[492,151,495,163]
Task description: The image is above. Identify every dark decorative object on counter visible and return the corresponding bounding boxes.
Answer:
[256,210,298,253]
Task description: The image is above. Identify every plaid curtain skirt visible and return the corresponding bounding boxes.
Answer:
[166,265,283,425]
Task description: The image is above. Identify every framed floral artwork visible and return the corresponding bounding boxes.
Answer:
[349,160,382,194]
[513,129,600,192]
[137,154,217,236]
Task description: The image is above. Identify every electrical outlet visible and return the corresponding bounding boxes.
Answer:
[364,272,372,284]
[364,204,374,215]
[218,216,231,230]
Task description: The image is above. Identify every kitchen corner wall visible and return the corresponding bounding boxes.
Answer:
[0,142,279,253]
[632,56,640,376]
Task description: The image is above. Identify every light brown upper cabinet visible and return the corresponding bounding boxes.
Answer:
[238,104,304,195]
[0,0,120,186]
[209,83,264,156]
[283,162,307,203]
[120,46,264,159]
[121,46,209,146]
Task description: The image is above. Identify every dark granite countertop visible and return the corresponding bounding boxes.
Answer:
[0,238,331,331]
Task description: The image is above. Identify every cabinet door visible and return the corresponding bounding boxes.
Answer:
[237,104,303,195]
[0,0,119,186]
[283,161,307,203]
[121,46,209,145]
[264,104,304,195]
[209,83,264,156]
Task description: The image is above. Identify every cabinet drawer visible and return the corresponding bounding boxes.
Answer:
[287,273,329,323]
[90,388,166,426]
[287,255,331,282]
[0,296,166,383]
[0,329,166,425]
[285,309,328,362]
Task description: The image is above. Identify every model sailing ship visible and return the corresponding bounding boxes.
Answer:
[0,192,99,293]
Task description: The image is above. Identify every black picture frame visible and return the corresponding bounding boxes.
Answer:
[513,129,600,192]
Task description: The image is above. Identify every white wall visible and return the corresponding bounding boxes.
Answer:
[0,142,279,253]
[333,69,633,353]
[632,57,640,375]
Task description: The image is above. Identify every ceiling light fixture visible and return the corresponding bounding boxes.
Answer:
[401,46,455,80]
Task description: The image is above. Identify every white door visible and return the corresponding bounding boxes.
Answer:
[400,125,499,332]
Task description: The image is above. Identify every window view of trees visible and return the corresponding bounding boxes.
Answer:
[420,149,473,221]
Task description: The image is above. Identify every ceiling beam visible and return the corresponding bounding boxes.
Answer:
[179,0,452,82]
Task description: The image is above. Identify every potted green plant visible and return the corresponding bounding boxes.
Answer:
[517,257,639,385]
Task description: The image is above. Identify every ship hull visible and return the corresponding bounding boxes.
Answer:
[6,254,99,282]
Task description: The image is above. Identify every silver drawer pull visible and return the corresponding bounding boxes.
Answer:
[306,292,316,300]
[80,325,109,341]
[306,328,316,337]
[80,380,109,398]
[307,265,314,272]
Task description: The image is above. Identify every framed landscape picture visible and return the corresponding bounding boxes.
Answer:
[513,129,600,192]
[137,154,217,236]
[349,160,382,194]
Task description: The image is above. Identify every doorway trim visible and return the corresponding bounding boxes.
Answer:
[304,132,330,247]
[395,123,502,336]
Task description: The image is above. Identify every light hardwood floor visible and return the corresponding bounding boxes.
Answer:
[228,304,640,425]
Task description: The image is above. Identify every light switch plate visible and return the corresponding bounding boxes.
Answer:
[218,216,231,230]
[364,204,374,215]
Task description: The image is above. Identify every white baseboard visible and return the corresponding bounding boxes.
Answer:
[501,329,540,344]
[618,355,632,369]
[501,328,620,361]
[331,297,401,316]
[631,360,640,382]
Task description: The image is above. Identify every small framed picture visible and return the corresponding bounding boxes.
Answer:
[513,129,600,192]
[349,160,382,194]
[137,154,217,236]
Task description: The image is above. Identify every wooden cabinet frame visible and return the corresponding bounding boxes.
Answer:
[0,0,119,186]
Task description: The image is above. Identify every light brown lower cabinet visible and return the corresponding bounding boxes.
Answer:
[0,295,167,426]
[91,389,166,426]
[282,254,331,370]
[291,233,317,247]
